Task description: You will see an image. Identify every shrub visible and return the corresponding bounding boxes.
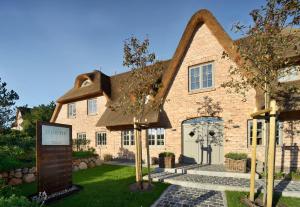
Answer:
[0,185,21,198]
[0,130,35,171]
[159,152,175,157]
[73,138,91,151]
[0,195,33,207]
[103,154,113,161]
[225,152,247,160]
[72,150,97,159]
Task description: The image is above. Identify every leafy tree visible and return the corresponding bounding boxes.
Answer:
[115,36,164,190]
[22,101,56,137]
[0,78,19,133]
[222,0,300,205]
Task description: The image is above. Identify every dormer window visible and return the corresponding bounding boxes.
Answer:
[81,79,92,87]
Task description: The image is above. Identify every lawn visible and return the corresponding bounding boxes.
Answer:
[226,191,300,207]
[17,164,169,207]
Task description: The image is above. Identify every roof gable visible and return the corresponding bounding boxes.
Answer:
[156,9,239,101]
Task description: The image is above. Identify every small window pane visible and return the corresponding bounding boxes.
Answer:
[96,132,107,146]
[190,67,200,91]
[122,130,134,146]
[157,128,165,145]
[147,129,155,145]
[68,103,76,118]
[88,99,97,115]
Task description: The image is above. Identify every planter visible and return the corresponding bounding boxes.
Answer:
[225,158,247,173]
[159,154,175,168]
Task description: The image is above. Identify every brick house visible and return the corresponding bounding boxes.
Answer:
[51,9,300,172]
[11,107,31,131]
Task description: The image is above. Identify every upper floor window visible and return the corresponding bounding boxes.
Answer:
[278,66,300,82]
[147,128,165,146]
[122,130,135,146]
[88,99,97,115]
[189,63,213,91]
[68,103,76,118]
[247,119,283,146]
[96,132,107,146]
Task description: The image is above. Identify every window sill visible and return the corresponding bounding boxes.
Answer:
[87,113,98,116]
[189,87,216,95]
[68,116,76,119]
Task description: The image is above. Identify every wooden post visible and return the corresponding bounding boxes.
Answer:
[249,109,258,202]
[266,100,277,207]
[134,117,142,187]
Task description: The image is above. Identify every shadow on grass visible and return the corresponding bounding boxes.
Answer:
[17,164,169,207]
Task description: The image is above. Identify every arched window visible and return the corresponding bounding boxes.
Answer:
[81,79,92,87]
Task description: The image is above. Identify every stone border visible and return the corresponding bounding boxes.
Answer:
[221,191,228,207]
[150,185,174,207]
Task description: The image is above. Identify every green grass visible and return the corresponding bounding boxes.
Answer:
[17,165,169,207]
[226,191,300,207]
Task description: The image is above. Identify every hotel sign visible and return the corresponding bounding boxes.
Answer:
[42,125,70,145]
[36,121,72,194]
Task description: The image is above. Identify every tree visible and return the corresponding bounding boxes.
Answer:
[222,0,300,205]
[115,36,164,190]
[22,101,56,137]
[0,78,19,133]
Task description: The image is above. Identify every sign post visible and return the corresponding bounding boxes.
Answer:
[36,121,72,194]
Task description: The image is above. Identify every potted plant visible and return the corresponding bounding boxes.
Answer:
[225,152,248,173]
[159,152,175,168]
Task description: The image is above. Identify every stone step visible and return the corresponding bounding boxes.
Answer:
[186,168,259,179]
[145,172,261,192]
[154,166,259,179]
[145,172,300,198]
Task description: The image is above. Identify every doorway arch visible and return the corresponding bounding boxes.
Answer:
[182,117,224,165]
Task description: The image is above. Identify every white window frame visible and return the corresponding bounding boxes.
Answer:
[77,132,86,140]
[122,130,135,146]
[147,128,165,146]
[96,132,107,146]
[68,103,76,118]
[247,119,283,147]
[87,99,97,115]
[189,62,214,92]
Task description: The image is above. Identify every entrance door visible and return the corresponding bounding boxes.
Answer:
[182,117,224,165]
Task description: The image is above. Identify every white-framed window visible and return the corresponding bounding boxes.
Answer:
[147,128,165,146]
[278,66,300,82]
[77,132,86,140]
[87,99,97,115]
[68,103,76,118]
[96,132,107,146]
[189,63,213,91]
[122,130,135,146]
[247,119,283,146]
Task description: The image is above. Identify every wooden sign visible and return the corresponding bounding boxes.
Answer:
[36,121,72,194]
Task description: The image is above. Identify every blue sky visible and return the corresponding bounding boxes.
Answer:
[0,0,264,107]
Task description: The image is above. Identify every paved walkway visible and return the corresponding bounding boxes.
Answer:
[152,185,226,207]
[148,172,300,197]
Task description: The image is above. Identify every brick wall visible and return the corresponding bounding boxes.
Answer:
[55,23,300,171]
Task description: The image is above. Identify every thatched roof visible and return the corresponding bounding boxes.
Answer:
[51,9,300,125]
[57,70,111,104]
[96,60,171,127]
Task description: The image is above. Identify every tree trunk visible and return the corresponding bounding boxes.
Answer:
[145,131,152,186]
[134,117,143,189]
[263,84,270,206]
